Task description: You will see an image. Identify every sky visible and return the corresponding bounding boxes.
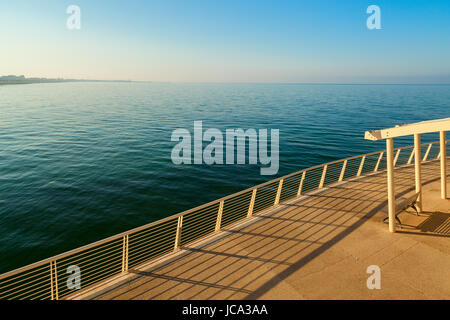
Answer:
[1,0,449,83]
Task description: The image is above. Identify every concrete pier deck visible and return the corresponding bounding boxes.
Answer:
[76,159,450,300]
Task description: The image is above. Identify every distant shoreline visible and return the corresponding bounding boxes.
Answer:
[0,75,146,86]
[0,80,141,86]
[1,80,449,86]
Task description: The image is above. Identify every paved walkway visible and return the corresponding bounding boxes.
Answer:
[80,159,450,299]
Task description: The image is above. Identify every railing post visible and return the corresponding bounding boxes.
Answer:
[319,165,327,188]
[126,235,129,271]
[407,147,415,164]
[357,156,366,177]
[374,152,383,172]
[215,200,224,231]
[49,261,54,300]
[49,260,59,300]
[297,171,306,196]
[339,160,347,182]
[54,261,58,300]
[274,179,283,205]
[440,131,447,199]
[423,143,432,161]
[393,149,401,167]
[174,216,183,251]
[247,188,257,217]
[122,234,129,272]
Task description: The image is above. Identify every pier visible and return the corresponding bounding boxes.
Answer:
[1,119,449,300]
[76,159,450,299]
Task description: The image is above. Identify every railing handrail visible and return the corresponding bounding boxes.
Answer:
[0,139,446,297]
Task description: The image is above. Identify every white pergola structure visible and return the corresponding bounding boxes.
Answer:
[365,118,449,233]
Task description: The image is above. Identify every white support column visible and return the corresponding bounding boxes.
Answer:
[386,138,396,233]
[440,131,447,199]
[414,134,422,212]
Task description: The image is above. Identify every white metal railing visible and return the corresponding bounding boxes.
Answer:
[0,140,447,300]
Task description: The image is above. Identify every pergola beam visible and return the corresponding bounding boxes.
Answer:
[365,117,450,141]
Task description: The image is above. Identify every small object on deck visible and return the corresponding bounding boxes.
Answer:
[381,192,420,228]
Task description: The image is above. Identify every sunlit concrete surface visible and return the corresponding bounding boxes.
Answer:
[76,159,450,300]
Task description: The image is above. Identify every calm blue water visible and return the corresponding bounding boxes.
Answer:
[1,82,449,273]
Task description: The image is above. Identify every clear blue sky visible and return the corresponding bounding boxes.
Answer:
[1,0,449,83]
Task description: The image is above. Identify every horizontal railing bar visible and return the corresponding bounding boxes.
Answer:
[181,225,216,239]
[56,243,123,266]
[182,211,218,223]
[129,234,176,253]
[0,274,50,298]
[129,222,177,241]
[0,266,48,286]
[128,252,171,270]
[181,224,216,238]
[59,258,122,284]
[57,249,123,273]
[1,279,52,300]
[129,245,175,262]
[129,231,176,249]
[223,202,251,213]
[127,247,174,267]
[129,246,174,264]
[129,242,175,261]
[0,267,50,289]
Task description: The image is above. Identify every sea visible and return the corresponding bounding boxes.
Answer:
[1,82,449,273]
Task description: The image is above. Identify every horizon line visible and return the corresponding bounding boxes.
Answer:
[2,75,450,86]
